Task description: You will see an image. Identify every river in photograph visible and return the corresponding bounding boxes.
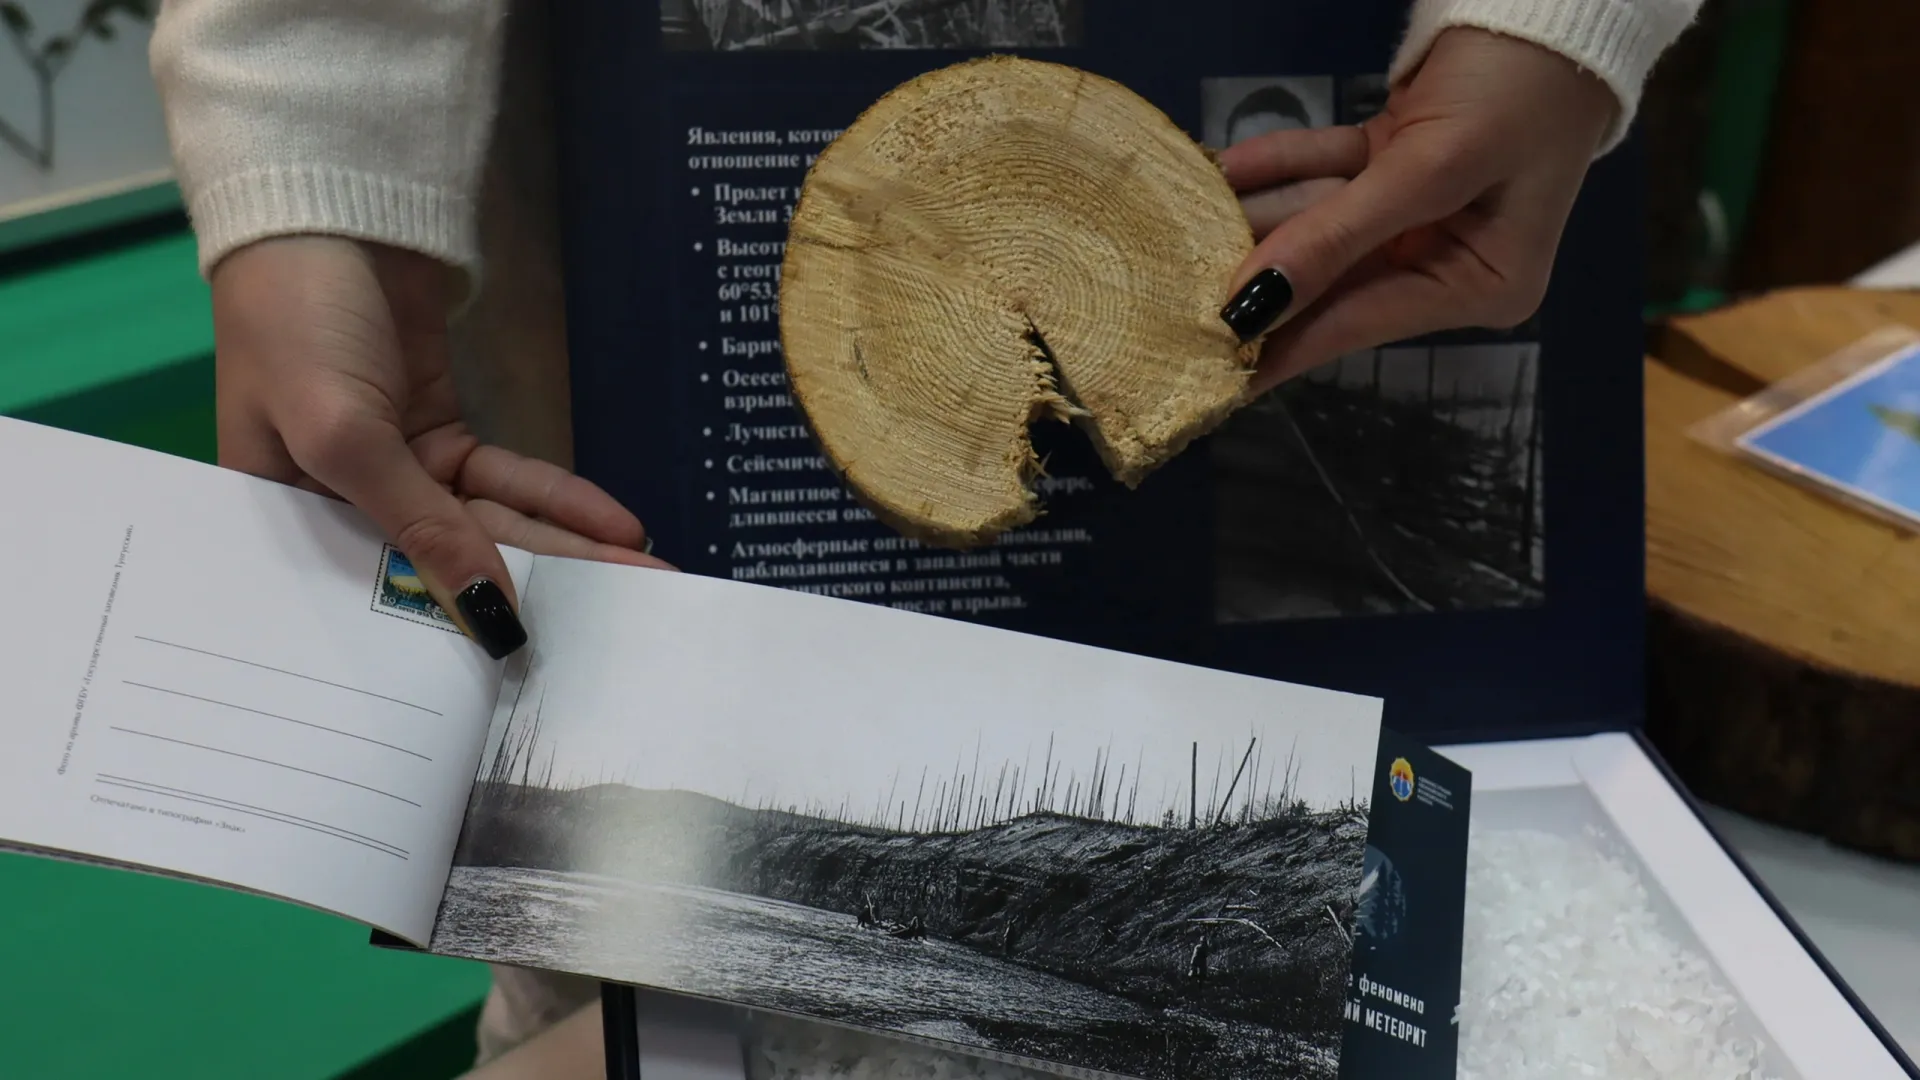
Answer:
[432,865,1151,1038]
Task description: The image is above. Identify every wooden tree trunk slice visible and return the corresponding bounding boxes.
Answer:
[1643,290,1920,863]
[1653,285,1920,389]
[780,56,1257,548]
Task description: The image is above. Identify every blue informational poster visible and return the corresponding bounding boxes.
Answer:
[552,7,1644,1071]
[552,0,1648,749]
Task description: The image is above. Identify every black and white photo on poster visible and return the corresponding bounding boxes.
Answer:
[1200,71,1546,623]
[660,0,1084,52]
[424,558,1382,1080]
[1199,76,1335,150]
[1212,335,1546,624]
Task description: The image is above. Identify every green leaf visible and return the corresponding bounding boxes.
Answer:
[0,3,31,35]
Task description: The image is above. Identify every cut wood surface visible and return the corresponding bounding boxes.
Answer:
[1654,285,1920,389]
[1644,288,1920,862]
[780,56,1256,548]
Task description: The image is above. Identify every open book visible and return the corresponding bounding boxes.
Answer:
[0,416,1467,1080]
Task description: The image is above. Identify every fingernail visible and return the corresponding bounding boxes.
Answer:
[455,578,527,659]
[642,535,655,555]
[1220,268,1295,343]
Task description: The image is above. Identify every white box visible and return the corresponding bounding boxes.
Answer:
[1439,733,1917,1080]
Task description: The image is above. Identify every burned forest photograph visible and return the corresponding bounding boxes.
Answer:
[425,567,1382,1080]
[1212,337,1547,624]
[660,0,1083,51]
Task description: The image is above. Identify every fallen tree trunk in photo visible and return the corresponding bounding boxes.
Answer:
[1644,287,1920,863]
[780,56,1258,548]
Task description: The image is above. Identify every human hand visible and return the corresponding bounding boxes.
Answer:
[1216,27,1620,394]
[211,236,672,658]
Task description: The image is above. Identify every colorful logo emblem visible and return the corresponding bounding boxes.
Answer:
[1388,757,1416,802]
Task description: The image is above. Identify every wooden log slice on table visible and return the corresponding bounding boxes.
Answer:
[780,56,1258,549]
[1644,287,1920,863]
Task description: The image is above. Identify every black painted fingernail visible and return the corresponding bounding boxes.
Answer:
[455,578,527,659]
[1220,268,1295,343]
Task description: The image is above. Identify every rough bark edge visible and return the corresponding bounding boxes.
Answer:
[1643,599,1920,864]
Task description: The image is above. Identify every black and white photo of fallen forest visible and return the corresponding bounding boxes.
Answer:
[1212,335,1546,623]
[660,0,1083,51]
[429,669,1371,1080]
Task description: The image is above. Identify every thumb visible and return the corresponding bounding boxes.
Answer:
[291,414,528,659]
[1219,143,1473,345]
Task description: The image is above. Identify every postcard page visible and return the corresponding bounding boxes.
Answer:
[0,418,526,944]
[430,554,1384,1080]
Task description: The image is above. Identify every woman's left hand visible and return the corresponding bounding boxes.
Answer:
[1216,27,1621,394]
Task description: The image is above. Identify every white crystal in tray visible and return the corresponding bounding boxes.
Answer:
[738,784,1796,1080]
[1458,785,1792,1080]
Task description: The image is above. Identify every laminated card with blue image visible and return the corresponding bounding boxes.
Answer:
[1736,340,1920,531]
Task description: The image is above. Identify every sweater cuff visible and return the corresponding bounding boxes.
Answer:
[1389,0,1699,156]
[186,165,481,308]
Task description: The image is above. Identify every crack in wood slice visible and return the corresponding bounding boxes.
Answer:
[781,55,1258,549]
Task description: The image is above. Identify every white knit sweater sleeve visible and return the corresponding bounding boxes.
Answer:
[148,0,1692,293]
[1392,0,1705,155]
[148,0,509,296]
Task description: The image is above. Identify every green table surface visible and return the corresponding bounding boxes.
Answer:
[0,230,493,1079]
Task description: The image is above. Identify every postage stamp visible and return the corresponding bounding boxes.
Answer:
[371,544,462,634]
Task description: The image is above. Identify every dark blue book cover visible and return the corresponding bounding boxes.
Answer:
[1343,729,1472,1074]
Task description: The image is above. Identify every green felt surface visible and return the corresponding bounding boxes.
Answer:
[0,232,212,420]
[0,229,492,1079]
[0,854,489,1080]
[0,180,184,257]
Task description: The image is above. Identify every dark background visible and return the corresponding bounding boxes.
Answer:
[551,0,1646,747]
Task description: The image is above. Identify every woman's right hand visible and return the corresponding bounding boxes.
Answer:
[210,235,671,659]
